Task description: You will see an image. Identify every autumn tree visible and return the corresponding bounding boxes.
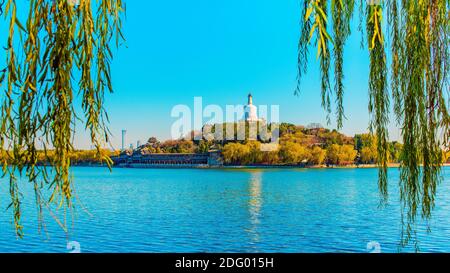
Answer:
[388,142,403,163]
[360,147,377,164]
[147,137,159,145]
[338,145,358,165]
[196,140,213,154]
[279,142,311,164]
[310,146,326,165]
[354,134,376,152]
[326,144,340,165]
[297,0,449,247]
[222,143,251,165]
[326,144,357,165]
[1,0,448,249]
[443,151,450,164]
[0,0,125,236]
[245,141,263,164]
[261,151,280,165]
[356,134,377,164]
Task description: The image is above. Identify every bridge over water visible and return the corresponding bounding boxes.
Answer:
[112,151,223,168]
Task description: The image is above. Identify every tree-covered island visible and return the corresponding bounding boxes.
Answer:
[119,123,449,168]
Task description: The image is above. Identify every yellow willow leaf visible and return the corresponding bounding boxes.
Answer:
[305,6,314,21]
[30,31,36,45]
[368,6,375,23]
[320,29,327,55]
[4,0,11,16]
[316,14,322,27]
[377,8,383,16]
[374,11,379,30]
[377,29,383,45]
[26,52,32,62]
[378,17,384,44]
[313,3,328,23]
[378,16,383,28]
[58,195,64,209]
[424,24,430,46]
[309,23,318,43]
[322,28,332,43]
[29,83,36,92]
[373,20,379,35]
[15,18,26,32]
[371,33,376,50]
[317,38,322,59]
[10,4,16,33]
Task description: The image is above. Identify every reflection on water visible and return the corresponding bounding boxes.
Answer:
[1,167,450,253]
[247,171,262,245]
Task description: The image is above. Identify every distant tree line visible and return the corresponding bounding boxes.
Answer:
[0,149,119,166]
[135,123,450,166]
[2,123,448,167]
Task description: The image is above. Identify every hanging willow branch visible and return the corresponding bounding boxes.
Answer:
[397,0,449,248]
[366,3,389,204]
[298,0,354,127]
[0,0,125,237]
[297,0,450,248]
[332,0,354,129]
[300,0,334,124]
[388,0,402,124]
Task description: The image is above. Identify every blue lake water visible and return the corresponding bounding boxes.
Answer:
[0,167,449,253]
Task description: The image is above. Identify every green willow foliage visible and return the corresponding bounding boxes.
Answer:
[332,0,354,129]
[366,4,389,204]
[298,0,333,124]
[297,0,449,248]
[0,0,124,237]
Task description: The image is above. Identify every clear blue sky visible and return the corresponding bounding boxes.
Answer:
[4,0,401,149]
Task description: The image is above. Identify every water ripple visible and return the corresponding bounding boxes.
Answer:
[0,167,449,253]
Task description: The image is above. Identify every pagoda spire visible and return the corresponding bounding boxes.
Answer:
[248,93,253,105]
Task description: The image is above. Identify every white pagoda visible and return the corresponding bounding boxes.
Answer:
[244,93,258,122]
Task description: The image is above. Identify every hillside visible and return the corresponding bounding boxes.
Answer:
[131,123,441,166]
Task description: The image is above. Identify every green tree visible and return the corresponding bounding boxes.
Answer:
[388,142,403,163]
[297,0,449,247]
[356,134,377,164]
[354,133,375,152]
[1,0,447,249]
[160,140,195,154]
[196,140,212,154]
[279,123,302,137]
[0,0,125,237]
[177,140,195,154]
[148,137,159,145]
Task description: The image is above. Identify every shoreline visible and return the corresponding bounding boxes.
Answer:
[207,163,402,170]
[105,163,450,170]
[11,163,450,170]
